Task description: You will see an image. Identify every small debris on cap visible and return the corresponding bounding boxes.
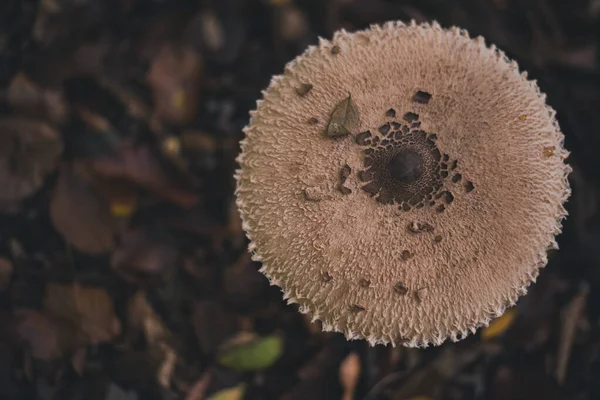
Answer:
[408,221,434,234]
[349,304,365,312]
[413,90,432,104]
[295,83,313,96]
[359,278,370,287]
[403,112,419,123]
[394,282,409,295]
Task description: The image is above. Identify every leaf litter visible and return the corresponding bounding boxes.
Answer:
[0,0,599,399]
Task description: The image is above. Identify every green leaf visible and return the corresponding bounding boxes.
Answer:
[207,383,246,400]
[326,95,360,138]
[217,335,283,371]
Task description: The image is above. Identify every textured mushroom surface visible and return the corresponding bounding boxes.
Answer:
[235,21,571,347]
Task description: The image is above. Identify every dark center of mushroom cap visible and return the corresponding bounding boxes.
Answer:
[356,115,465,211]
[387,151,423,183]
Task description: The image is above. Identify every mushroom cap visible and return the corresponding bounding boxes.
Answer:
[235,21,571,347]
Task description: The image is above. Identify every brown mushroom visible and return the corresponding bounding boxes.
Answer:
[234,21,571,347]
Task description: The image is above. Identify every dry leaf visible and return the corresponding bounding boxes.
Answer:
[125,291,177,388]
[14,309,81,361]
[185,371,213,400]
[7,73,69,122]
[206,384,246,400]
[0,118,63,210]
[0,257,13,292]
[481,308,518,341]
[111,227,179,282]
[326,95,360,138]
[339,352,361,400]
[556,284,589,384]
[44,282,121,344]
[50,164,115,254]
[91,144,199,208]
[147,43,203,124]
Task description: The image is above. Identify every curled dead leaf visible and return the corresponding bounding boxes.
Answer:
[326,95,360,138]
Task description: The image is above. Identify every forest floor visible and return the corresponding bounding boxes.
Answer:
[0,0,599,399]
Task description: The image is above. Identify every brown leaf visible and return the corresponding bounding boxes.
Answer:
[7,73,69,123]
[124,291,177,388]
[50,164,115,254]
[14,310,82,361]
[556,284,589,384]
[91,144,199,208]
[0,118,63,210]
[326,95,360,138]
[0,257,12,292]
[339,352,361,400]
[147,43,203,124]
[111,227,179,282]
[44,282,121,344]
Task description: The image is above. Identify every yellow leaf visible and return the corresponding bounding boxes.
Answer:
[111,202,135,218]
[207,383,246,400]
[217,334,283,371]
[481,308,518,341]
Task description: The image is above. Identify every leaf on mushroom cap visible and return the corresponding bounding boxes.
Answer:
[234,21,571,347]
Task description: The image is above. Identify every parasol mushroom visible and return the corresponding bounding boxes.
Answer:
[234,21,571,347]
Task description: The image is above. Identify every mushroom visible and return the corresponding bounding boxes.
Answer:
[234,21,571,347]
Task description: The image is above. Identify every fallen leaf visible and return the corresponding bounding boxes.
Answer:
[50,164,115,254]
[111,227,179,282]
[326,95,360,138]
[0,257,12,292]
[7,73,69,123]
[340,352,361,400]
[184,371,212,400]
[206,383,246,400]
[14,310,82,361]
[44,282,121,344]
[481,308,518,341]
[217,334,283,371]
[91,144,199,208]
[0,118,63,210]
[556,284,589,384]
[147,43,203,124]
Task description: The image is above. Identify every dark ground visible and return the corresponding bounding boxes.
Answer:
[0,0,599,399]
